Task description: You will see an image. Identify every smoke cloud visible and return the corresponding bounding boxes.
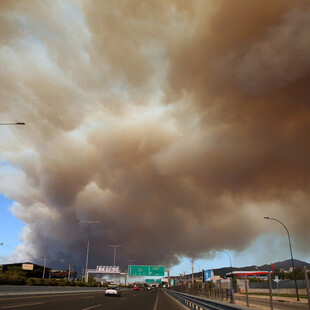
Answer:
[1,0,310,271]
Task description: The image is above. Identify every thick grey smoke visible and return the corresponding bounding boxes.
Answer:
[1,0,310,271]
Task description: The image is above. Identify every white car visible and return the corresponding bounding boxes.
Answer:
[105,285,121,297]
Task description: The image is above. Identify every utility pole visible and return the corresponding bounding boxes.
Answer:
[67,264,73,280]
[191,259,195,283]
[42,256,50,279]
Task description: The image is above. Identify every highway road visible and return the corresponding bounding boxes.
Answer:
[0,288,186,310]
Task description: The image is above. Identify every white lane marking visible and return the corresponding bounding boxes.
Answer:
[2,302,43,309]
[152,291,159,310]
[81,305,101,310]
[120,297,127,300]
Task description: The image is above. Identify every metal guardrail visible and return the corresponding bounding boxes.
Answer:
[165,289,254,310]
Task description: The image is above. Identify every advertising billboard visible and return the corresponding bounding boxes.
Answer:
[96,266,120,273]
[22,264,34,271]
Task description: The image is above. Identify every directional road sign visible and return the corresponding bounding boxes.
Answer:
[128,265,165,276]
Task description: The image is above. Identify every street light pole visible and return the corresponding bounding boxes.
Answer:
[0,122,25,125]
[127,259,135,266]
[217,250,232,273]
[264,216,300,301]
[77,220,103,283]
[217,250,234,303]
[109,245,122,284]
[109,245,122,267]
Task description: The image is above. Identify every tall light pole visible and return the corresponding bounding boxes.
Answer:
[109,245,122,284]
[77,220,103,283]
[127,259,135,266]
[217,250,234,304]
[109,245,122,267]
[217,250,232,273]
[264,216,300,301]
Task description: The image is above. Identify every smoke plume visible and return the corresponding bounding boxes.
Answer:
[1,0,310,271]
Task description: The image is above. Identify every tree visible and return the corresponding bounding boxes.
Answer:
[0,266,27,285]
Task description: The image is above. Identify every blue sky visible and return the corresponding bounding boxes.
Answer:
[0,194,24,262]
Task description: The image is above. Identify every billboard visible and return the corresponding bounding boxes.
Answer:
[96,266,120,273]
[22,264,34,271]
[128,265,165,276]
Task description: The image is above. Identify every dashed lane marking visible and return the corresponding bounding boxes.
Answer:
[81,305,101,310]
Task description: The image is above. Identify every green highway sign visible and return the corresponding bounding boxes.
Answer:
[128,265,165,276]
[145,279,154,283]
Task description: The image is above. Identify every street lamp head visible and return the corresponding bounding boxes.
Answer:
[263,216,270,219]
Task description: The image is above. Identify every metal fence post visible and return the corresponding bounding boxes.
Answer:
[220,279,223,301]
[304,266,310,310]
[268,271,273,310]
[245,275,249,307]
[230,277,235,304]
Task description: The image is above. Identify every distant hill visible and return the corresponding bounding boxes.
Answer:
[212,259,310,278]
[186,259,310,279]
[258,259,310,272]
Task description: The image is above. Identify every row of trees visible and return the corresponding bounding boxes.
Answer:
[272,267,310,280]
[0,266,104,286]
[247,267,310,282]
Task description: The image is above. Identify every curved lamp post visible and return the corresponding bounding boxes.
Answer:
[217,250,232,273]
[217,250,235,304]
[264,216,299,301]
[0,122,25,125]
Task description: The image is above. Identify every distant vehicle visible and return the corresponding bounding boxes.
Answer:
[105,285,121,297]
[133,284,139,291]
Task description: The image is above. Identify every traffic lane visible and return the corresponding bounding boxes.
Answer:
[0,289,187,310]
[0,289,157,310]
[106,289,158,310]
[0,291,109,310]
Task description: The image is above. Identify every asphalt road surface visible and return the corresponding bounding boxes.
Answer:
[0,288,186,310]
